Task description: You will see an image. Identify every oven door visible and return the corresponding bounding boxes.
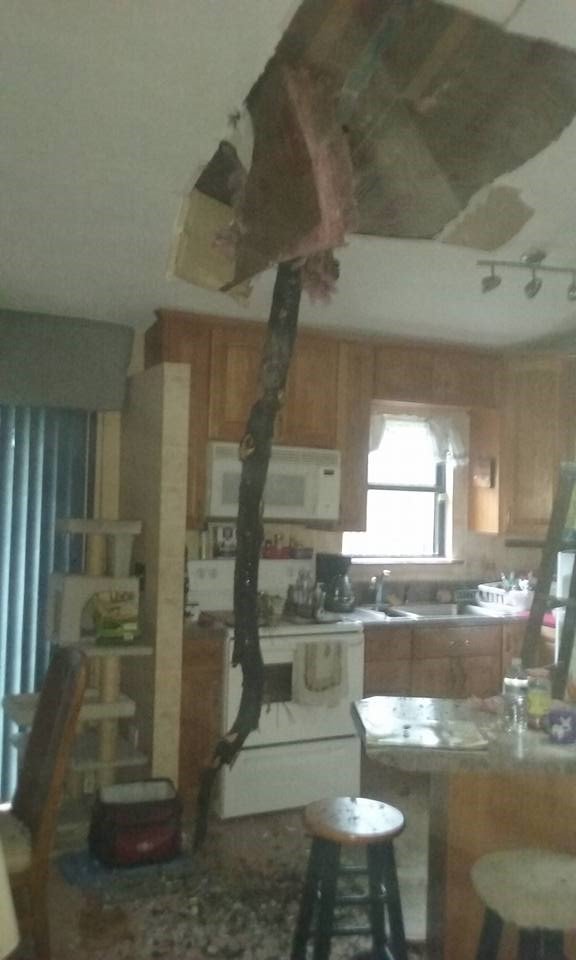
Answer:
[218,737,361,818]
[222,631,364,747]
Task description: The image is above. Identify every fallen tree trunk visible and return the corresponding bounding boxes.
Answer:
[194,259,302,848]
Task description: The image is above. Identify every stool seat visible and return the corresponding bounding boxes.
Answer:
[472,848,576,931]
[292,796,408,960]
[304,797,405,847]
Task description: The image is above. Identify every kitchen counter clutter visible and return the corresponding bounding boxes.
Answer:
[354,696,576,960]
[354,695,576,773]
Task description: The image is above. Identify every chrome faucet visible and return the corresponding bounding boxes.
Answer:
[370,569,391,606]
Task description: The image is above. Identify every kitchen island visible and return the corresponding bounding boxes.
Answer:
[353,696,576,960]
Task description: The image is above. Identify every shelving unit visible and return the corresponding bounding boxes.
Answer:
[2,518,153,793]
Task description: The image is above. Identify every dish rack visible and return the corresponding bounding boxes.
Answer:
[477,582,534,611]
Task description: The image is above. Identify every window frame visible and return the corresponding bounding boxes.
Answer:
[365,460,447,559]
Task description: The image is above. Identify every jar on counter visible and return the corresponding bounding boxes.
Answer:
[526,668,552,730]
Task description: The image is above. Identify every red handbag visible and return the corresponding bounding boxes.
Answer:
[89,779,182,868]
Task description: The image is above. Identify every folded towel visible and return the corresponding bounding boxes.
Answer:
[292,642,348,707]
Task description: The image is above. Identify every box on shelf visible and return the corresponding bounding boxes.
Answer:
[90,590,139,644]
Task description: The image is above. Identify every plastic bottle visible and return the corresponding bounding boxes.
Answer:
[502,657,529,731]
[526,668,552,730]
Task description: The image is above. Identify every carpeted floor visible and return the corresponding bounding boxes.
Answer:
[23,764,430,960]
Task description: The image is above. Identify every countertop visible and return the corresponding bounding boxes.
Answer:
[191,604,527,632]
[337,603,527,628]
[353,696,576,774]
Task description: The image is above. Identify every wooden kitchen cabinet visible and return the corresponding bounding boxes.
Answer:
[499,354,576,537]
[208,325,264,440]
[179,625,225,809]
[363,625,412,696]
[280,334,340,449]
[208,323,340,448]
[145,310,373,530]
[373,342,500,408]
[468,407,500,534]
[411,625,502,699]
[336,341,373,531]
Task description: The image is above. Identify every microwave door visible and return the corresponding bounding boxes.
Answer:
[263,465,310,520]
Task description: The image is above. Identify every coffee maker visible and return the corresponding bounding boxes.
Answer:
[316,553,356,613]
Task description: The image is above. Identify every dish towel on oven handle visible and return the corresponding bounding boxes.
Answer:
[292,642,348,707]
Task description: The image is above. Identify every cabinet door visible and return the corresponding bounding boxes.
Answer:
[179,629,224,808]
[412,626,501,698]
[208,326,265,441]
[468,407,500,534]
[363,626,412,696]
[501,356,576,536]
[459,655,502,698]
[337,341,373,531]
[373,343,500,407]
[411,657,454,698]
[280,334,340,448]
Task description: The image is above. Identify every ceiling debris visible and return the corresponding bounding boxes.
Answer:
[175,0,576,301]
[441,184,534,250]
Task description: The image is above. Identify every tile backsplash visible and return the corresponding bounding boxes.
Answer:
[187,558,315,613]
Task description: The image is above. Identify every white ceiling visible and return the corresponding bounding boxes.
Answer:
[3,0,576,349]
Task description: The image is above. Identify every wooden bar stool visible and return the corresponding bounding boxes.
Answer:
[471,848,576,959]
[291,796,408,960]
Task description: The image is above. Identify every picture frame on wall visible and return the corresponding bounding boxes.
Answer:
[209,523,237,558]
[472,457,496,489]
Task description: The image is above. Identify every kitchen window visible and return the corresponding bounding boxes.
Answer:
[343,406,467,561]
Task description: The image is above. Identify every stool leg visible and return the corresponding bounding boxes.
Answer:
[291,837,325,960]
[475,908,503,960]
[518,929,541,960]
[519,929,566,960]
[366,843,388,958]
[541,930,566,959]
[313,838,341,960]
[379,842,408,960]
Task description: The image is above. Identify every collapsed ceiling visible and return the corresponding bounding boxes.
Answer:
[179,0,576,306]
[4,0,576,348]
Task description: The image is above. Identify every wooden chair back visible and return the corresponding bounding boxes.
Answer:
[11,646,88,862]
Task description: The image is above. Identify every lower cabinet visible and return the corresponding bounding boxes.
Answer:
[364,623,507,699]
[179,625,225,809]
[412,625,502,699]
[363,626,412,697]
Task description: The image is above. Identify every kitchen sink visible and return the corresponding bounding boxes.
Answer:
[355,605,416,620]
[390,602,461,618]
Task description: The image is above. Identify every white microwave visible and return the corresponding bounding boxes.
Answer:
[206,442,341,522]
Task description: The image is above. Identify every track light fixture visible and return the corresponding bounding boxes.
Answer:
[478,253,576,302]
[524,268,542,299]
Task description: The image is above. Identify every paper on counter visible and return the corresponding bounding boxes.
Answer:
[363,718,489,750]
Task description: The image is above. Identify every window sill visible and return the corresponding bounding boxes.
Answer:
[350,557,465,566]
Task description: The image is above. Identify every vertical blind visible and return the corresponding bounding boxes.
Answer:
[0,405,93,800]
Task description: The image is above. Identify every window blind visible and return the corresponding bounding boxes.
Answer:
[0,405,93,799]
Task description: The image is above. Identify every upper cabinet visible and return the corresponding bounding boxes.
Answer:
[499,354,576,537]
[280,334,340,449]
[208,325,341,450]
[373,342,500,408]
[468,354,576,537]
[145,311,372,530]
[145,311,576,540]
[208,326,265,441]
